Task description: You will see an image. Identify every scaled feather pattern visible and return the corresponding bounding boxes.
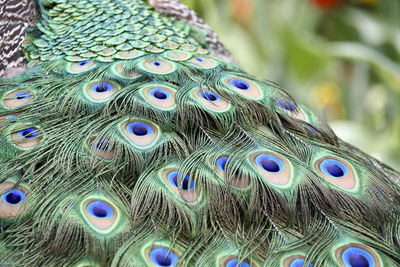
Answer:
[0,0,399,266]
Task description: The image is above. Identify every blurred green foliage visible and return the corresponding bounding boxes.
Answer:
[182,0,400,169]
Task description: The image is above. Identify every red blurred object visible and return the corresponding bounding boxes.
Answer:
[309,0,343,10]
[230,0,254,27]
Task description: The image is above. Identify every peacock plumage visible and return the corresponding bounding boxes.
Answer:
[0,0,399,266]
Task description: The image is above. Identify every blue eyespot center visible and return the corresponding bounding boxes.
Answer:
[154,91,167,99]
[328,164,344,177]
[133,126,147,136]
[6,115,18,121]
[78,60,89,66]
[149,247,178,267]
[150,88,171,100]
[255,154,284,173]
[195,57,204,62]
[91,82,114,93]
[349,255,369,267]
[152,60,163,67]
[91,140,111,151]
[18,128,39,139]
[275,99,296,112]
[320,158,348,178]
[15,91,30,100]
[230,79,250,90]
[289,259,313,267]
[87,200,114,218]
[181,175,194,190]
[262,159,280,172]
[217,157,228,172]
[226,259,250,267]
[126,121,154,137]
[167,171,195,191]
[199,90,219,101]
[342,247,374,267]
[2,189,26,205]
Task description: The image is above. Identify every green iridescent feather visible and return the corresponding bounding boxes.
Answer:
[0,0,399,266]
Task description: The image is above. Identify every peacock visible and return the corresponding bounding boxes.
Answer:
[0,0,399,266]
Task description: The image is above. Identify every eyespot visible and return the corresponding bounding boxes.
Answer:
[223,76,262,99]
[11,125,42,148]
[0,113,19,122]
[121,120,160,150]
[282,255,313,267]
[214,156,250,189]
[190,56,218,69]
[82,198,119,231]
[84,81,119,102]
[163,50,192,61]
[87,201,114,218]
[167,171,195,191]
[67,60,96,73]
[161,168,200,202]
[220,256,251,267]
[127,121,153,136]
[199,90,219,101]
[146,246,179,267]
[315,156,356,191]
[191,88,231,113]
[336,243,381,267]
[0,113,19,131]
[112,61,141,79]
[216,156,228,173]
[275,99,306,120]
[138,58,177,75]
[152,89,170,100]
[87,136,115,160]
[18,128,39,139]
[249,152,291,187]
[141,85,176,111]
[6,115,19,121]
[320,159,347,178]
[255,154,284,173]
[230,79,250,90]
[0,182,30,218]
[225,259,250,267]
[15,92,30,100]
[92,83,113,93]
[289,259,312,267]
[2,189,26,205]
[3,89,34,108]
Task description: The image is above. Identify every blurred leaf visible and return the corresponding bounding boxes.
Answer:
[282,28,329,80]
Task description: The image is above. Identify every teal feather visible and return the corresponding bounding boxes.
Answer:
[0,0,399,266]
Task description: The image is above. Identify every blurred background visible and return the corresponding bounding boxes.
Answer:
[181,0,400,169]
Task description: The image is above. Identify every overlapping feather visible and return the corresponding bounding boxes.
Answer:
[0,0,399,266]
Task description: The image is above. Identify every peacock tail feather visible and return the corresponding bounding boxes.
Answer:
[0,0,399,266]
